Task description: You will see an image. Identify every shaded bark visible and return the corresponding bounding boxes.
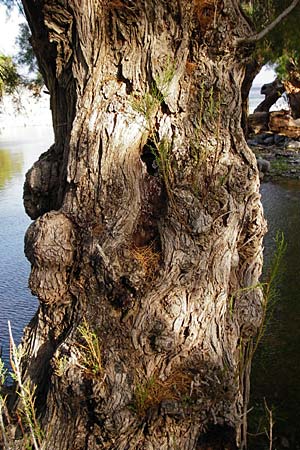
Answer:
[241,59,261,135]
[280,60,300,119]
[17,1,265,449]
[284,76,300,119]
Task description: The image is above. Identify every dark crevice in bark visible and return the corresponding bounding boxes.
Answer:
[141,139,159,177]
[117,63,134,94]
[196,424,238,450]
[82,379,104,449]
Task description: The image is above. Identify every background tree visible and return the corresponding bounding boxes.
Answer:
[16,21,43,88]
[241,0,300,122]
[1,1,43,92]
[0,54,20,100]
[1,1,296,449]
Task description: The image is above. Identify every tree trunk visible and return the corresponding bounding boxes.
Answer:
[283,61,300,119]
[284,79,300,119]
[17,1,265,449]
[241,59,261,136]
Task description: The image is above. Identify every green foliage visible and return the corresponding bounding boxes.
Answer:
[77,318,103,379]
[241,1,254,18]
[243,1,300,81]
[131,64,180,216]
[275,53,292,80]
[131,60,175,125]
[270,157,290,176]
[154,58,176,95]
[16,23,39,76]
[190,83,222,196]
[53,355,69,378]
[242,231,286,360]
[241,0,275,28]
[151,137,174,189]
[261,231,286,316]
[237,232,286,447]
[0,322,45,450]
[130,375,157,416]
[131,90,161,123]
[1,3,42,88]
[129,370,192,417]
[0,54,20,98]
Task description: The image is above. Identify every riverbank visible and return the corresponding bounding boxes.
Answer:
[248,132,300,180]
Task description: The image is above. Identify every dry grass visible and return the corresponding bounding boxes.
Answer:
[106,0,126,10]
[194,0,219,32]
[77,318,103,380]
[186,61,197,76]
[131,241,160,280]
[131,370,192,417]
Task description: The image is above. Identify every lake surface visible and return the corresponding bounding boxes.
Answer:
[249,181,300,449]
[0,125,53,365]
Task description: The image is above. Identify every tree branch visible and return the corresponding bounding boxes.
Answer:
[236,0,300,45]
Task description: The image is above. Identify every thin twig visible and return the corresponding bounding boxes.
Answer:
[236,0,300,45]
[264,399,274,450]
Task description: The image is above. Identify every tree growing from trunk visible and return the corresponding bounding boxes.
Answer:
[3,0,273,448]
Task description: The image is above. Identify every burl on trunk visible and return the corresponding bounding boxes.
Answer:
[19,1,265,449]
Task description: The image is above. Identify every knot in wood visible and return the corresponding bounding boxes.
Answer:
[25,211,76,268]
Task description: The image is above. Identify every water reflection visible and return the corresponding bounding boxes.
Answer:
[0,126,53,366]
[0,148,23,189]
[249,180,300,450]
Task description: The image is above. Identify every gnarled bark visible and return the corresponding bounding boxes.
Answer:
[17,1,266,449]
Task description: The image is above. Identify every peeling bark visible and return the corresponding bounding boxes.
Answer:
[17,1,266,449]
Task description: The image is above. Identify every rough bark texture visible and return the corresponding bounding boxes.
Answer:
[18,1,265,449]
[241,59,261,135]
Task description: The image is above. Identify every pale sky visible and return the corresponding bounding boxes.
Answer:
[253,65,276,86]
[0,4,24,56]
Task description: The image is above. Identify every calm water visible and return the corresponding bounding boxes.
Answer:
[0,126,53,365]
[250,181,300,449]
